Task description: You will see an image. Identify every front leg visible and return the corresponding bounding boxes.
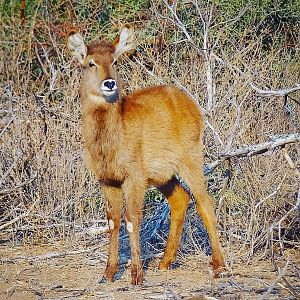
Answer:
[101,185,122,282]
[123,178,146,285]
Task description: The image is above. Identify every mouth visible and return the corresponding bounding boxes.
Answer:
[102,89,119,103]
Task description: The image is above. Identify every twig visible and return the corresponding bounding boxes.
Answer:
[270,238,299,299]
[167,288,181,300]
[269,204,300,297]
[222,133,300,159]
[286,94,300,106]
[0,204,21,223]
[0,181,38,232]
[213,53,300,97]
[269,238,300,246]
[2,245,106,263]
[296,186,300,211]
[0,116,15,138]
[224,94,248,152]
[205,120,224,147]
[0,153,22,187]
[254,177,285,211]
[282,147,300,177]
[159,0,217,112]
[205,133,300,174]
[162,0,192,42]
[34,35,58,92]
[4,219,108,232]
[0,204,35,231]
[0,172,38,196]
[276,207,298,252]
[249,83,300,97]
[260,260,289,299]
[193,1,215,111]
[133,56,164,84]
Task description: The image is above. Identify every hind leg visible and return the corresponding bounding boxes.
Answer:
[179,162,225,275]
[157,177,190,270]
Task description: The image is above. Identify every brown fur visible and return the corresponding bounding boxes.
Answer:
[67,27,224,285]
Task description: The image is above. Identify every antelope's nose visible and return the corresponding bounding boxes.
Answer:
[103,79,116,90]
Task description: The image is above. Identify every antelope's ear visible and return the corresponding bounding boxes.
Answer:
[67,32,87,65]
[112,25,135,58]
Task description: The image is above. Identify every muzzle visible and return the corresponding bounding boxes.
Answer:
[101,79,119,103]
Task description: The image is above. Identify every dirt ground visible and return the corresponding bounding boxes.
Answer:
[0,238,299,300]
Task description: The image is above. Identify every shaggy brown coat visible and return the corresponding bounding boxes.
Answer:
[67,26,224,285]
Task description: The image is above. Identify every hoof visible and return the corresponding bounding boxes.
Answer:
[98,276,108,284]
[131,266,143,286]
[213,267,226,278]
[103,264,119,283]
[158,261,170,271]
[210,259,225,278]
[158,256,175,270]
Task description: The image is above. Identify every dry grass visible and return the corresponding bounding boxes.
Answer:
[0,1,299,298]
[1,241,299,299]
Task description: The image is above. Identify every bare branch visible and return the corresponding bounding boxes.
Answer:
[158,1,218,111]
[0,193,38,231]
[282,148,300,177]
[205,133,300,174]
[133,56,164,84]
[205,120,224,147]
[224,93,248,152]
[204,158,226,175]
[0,153,22,187]
[213,53,300,97]
[2,245,106,263]
[260,260,290,299]
[296,186,300,210]
[254,177,286,211]
[224,133,300,158]
[0,116,15,138]
[211,3,250,29]
[193,1,214,111]
[0,173,38,196]
[162,0,192,42]
[249,83,300,97]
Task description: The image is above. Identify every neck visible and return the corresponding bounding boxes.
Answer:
[82,100,123,141]
[81,99,125,181]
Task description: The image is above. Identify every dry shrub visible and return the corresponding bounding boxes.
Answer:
[0,0,299,275]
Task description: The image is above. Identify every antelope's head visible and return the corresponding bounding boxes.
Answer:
[67,26,134,104]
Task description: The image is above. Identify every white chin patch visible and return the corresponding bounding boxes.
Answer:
[102,89,116,96]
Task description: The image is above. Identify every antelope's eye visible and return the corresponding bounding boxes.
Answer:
[89,61,96,68]
[112,59,117,66]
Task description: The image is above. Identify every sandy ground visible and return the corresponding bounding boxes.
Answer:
[0,238,299,300]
